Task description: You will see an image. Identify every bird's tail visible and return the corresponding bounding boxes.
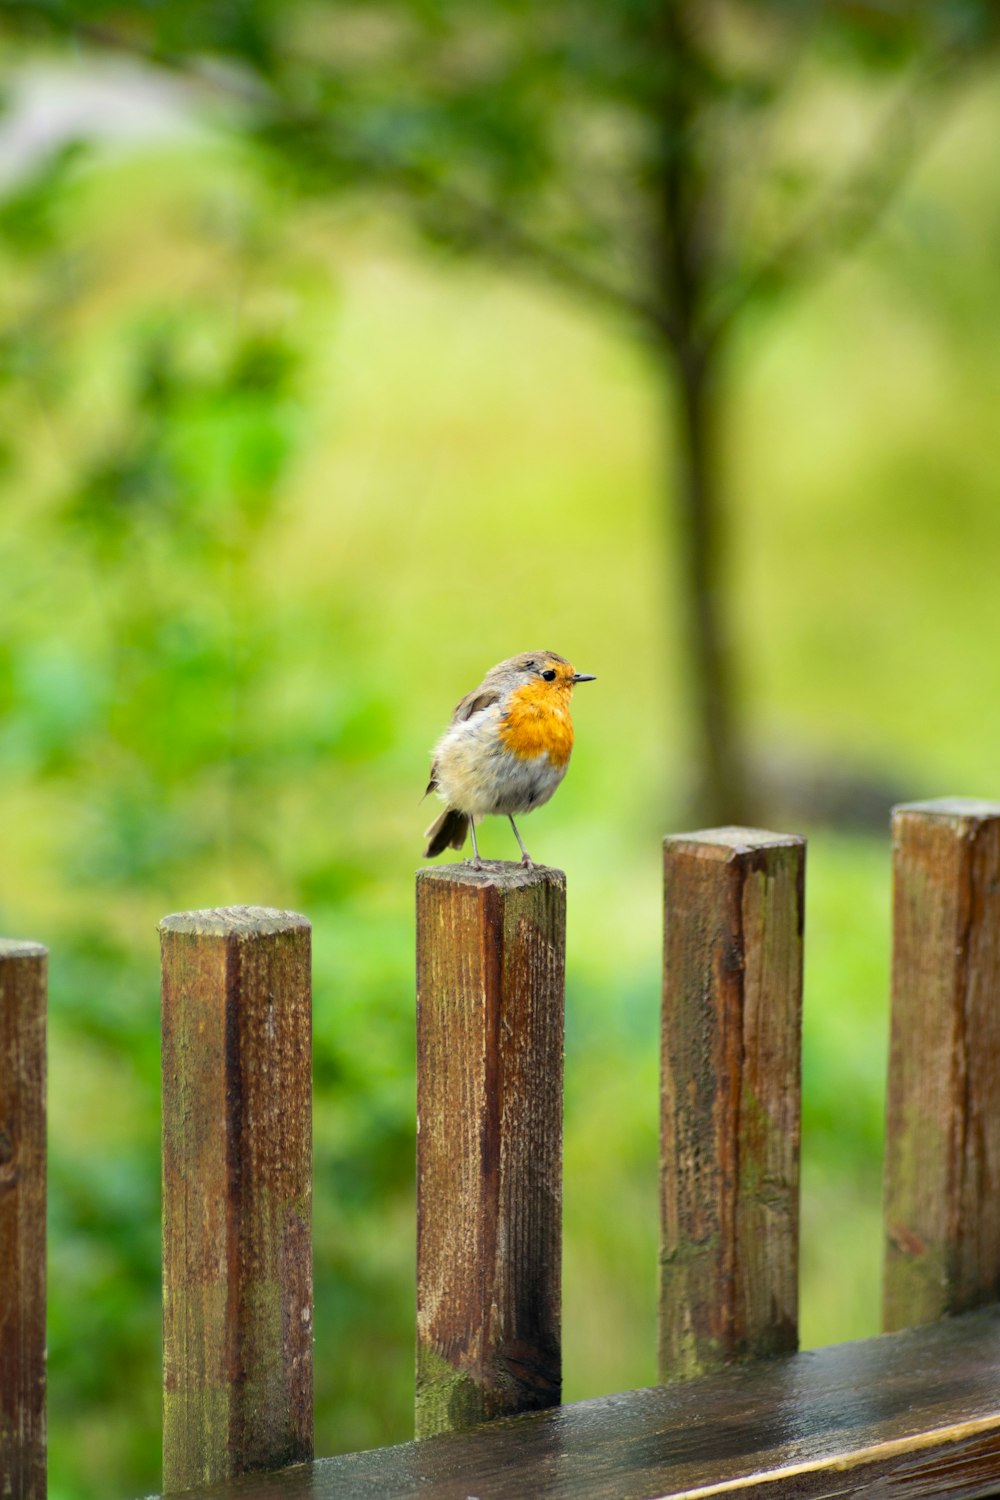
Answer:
[423,807,469,858]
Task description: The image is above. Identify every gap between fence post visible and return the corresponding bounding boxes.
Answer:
[415,862,565,1438]
[0,940,47,1500]
[160,906,313,1493]
[660,828,804,1381]
[883,798,1000,1332]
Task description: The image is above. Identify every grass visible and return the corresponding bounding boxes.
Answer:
[2,73,1000,1495]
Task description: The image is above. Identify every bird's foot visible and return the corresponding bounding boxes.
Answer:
[467,856,485,871]
[519,852,535,869]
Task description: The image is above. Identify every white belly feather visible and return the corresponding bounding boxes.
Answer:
[431,705,568,819]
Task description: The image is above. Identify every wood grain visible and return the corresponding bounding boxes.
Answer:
[161,907,313,1492]
[0,940,47,1500]
[141,1304,1000,1500]
[884,798,1000,1332]
[415,862,565,1437]
[661,828,804,1380]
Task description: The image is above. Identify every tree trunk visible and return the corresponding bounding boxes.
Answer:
[669,339,748,826]
[656,2,749,827]
[656,2,749,822]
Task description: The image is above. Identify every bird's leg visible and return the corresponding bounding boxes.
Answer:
[468,819,484,871]
[508,815,534,868]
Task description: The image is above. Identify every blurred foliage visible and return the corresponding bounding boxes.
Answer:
[1,22,1000,1500]
[5,0,996,291]
[6,0,1000,824]
[0,136,418,1495]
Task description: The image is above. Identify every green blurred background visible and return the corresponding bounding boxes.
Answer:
[2,9,1000,1496]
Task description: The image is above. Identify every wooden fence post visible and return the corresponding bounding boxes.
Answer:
[884,798,1000,1331]
[415,864,565,1438]
[160,906,312,1492]
[660,829,804,1381]
[0,941,47,1500]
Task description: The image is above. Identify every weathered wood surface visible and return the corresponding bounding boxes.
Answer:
[661,828,804,1380]
[0,940,47,1500]
[142,1304,1000,1500]
[884,798,1000,1332]
[161,907,313,1493]
[415,862,565,1437]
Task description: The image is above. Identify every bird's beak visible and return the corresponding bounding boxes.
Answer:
[572,673,596,683]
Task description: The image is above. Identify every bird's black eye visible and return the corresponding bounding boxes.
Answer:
[541,668,557,681]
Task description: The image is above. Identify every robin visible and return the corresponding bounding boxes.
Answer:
[422,650,596,868]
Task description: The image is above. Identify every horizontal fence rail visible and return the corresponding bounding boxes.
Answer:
[139,1304,1000,1500]
[2,798,1000,1499]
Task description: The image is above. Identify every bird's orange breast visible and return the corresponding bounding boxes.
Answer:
[499,682,575,768]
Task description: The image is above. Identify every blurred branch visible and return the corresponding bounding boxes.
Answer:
[707,49,968,345]
[336,137,679,340]
[70,20,679,343]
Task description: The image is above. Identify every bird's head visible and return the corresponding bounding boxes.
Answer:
[503,651,596,698]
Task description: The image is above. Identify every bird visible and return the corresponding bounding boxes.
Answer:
[422,651,596,868]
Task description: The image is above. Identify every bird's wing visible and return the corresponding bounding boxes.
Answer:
[452,687,501,724]
[425,688,501,795]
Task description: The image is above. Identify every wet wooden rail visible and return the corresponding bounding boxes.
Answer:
[2,798,1000,1500]
[141,1304,1000,1500]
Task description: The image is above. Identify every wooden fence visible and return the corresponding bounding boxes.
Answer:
[3,797,1000,1498]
